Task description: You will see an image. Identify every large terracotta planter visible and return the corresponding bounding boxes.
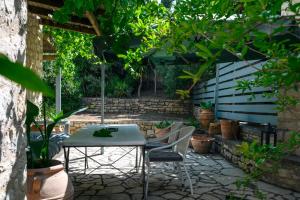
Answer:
[154,127,170,143]
[220,120,239,140]
[199,109,214,130]
[27,160,74,200]
[191,135,214,154]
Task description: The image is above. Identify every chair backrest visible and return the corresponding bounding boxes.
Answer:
[168,122,183,143]
[175,126,195,158]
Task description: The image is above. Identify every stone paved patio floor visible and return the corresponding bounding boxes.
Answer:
[58,147,300,200]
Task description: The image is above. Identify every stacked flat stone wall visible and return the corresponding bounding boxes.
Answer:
[278,83,300,156]
[0,0,28,199]
[213,129,300,192]
[83,98,192,115]
[193,101,300,192]
[26,14,43,105]
[70,120,158,138]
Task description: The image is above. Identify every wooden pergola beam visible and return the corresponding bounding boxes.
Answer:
[41,18,96,35]
[28,0,105,35]
[28,6,93,29]
[43,54,57,61]
[86,11,101,36]
[28,0,63,10]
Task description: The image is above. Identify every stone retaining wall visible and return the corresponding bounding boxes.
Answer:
[278,83,300,156]
[213,134,300,192]
[0,0,27,199]
[70,121,158,138]
[83,98,192,115]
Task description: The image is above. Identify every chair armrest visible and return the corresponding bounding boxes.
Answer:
[147,129,180,143]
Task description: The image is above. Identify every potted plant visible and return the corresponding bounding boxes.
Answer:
[199,102,214,130]
[220,119,239,140]
[26,100,83,199]
[191,135,214,154]
[154,120,172,142]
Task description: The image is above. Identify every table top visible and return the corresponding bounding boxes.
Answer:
[62,124,146,147]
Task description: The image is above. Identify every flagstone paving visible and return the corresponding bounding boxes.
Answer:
[57,147,300,200]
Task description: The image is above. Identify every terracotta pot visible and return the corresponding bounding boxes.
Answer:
[191,135,214,154]
[220,120,239,140]
[154,127,170,143]
[199,109,214,130]
[208,122,221,136]
[27,160,74,200]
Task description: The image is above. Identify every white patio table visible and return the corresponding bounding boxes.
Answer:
[62,124,146,198]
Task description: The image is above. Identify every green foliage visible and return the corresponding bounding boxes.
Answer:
[0,54,53,97]
[54,0,143,56]
[156,64,191,98]
[74,57,102,97]
[155,120,172,129]
[118,2,171,79]
[185,117,200,129]
[200,101,213,110]
[106,76,134,98]
[236,131,300,199]
[93,128,113,137]
[118,0,300,110]
[43,61,82,113]
[43,27,95,112]
[44,27,94,72]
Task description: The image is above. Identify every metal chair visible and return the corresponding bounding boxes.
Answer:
[144,126,195,199]
[145,122,183,150]
[138,122,183,170]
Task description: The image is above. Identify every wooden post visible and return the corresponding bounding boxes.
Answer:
[56,67,61,113]
[101,64,105,124]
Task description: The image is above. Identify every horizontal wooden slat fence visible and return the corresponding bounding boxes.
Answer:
[192,60,278,125]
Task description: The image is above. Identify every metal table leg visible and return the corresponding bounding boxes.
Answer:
[135,146,139,172]
[63,147,70,173]
[142,146,146,200]
[84,147,88,174]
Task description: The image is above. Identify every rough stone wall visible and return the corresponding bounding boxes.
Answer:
[69,120,158,138]
[0,0,28,199]
[83,98,192,115]
[213,135,300,192]
[277,84,300,156]
[26,14,43,105]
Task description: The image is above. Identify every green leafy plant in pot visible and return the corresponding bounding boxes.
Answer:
[199,102,214,130]
[154,120,172,143]
[25,100,84,200]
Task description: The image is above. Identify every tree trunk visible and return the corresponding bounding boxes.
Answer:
[138,75,143,98]
[154,69,157,95]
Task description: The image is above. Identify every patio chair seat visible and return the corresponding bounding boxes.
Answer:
[145,141,171,150]
[148,151,183,162]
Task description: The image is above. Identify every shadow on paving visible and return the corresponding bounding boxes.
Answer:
[64,150,300,200]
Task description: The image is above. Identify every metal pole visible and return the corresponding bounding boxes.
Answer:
[56,67,62,113]
[214,64,219,118]
[101,64,105,124]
